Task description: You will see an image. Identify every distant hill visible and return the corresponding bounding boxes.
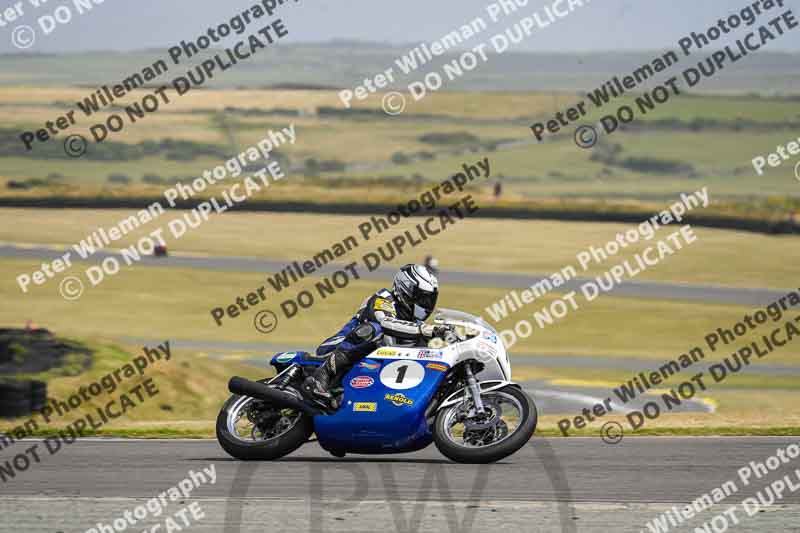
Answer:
[1,42,799,94]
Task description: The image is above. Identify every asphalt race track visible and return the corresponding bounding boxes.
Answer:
[1,437,799,532]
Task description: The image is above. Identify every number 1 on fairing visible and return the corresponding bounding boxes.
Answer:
[379,360,425,390]
[395,365,408,384]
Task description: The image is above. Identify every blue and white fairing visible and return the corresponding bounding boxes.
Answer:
[268,309,510,454]
[314,351,450,454]
[269,349,449,454]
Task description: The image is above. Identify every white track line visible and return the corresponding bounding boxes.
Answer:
[526,389,634,414]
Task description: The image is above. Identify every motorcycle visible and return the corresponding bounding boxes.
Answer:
[216,308,537,463]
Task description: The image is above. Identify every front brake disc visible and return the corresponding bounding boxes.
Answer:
[463,398,502,430]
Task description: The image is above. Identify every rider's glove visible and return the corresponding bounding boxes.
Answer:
[421,324,450,337]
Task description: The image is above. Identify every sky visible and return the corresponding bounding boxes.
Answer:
[1,0,799,54]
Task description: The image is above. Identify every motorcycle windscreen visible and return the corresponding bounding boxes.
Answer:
[314,358,451,453]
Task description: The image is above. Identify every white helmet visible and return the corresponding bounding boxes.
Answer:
[392,264,439,321]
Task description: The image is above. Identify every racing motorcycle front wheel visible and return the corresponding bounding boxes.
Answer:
[216,383,314,461]
[433,385,537,463]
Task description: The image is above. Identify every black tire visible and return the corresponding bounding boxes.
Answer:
[216,388,314,461]
[433,385,537,464]
[0,399,32,419]
[0,392,28,404]
[29,380,46,396]
[0,380,32,402]
[30,397,46,412]
[0,380,31,392]
[29,380,47,411]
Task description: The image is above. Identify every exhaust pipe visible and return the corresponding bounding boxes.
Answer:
[228,376,321,416]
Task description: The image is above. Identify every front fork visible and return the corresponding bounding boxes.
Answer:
[464,362,486,414]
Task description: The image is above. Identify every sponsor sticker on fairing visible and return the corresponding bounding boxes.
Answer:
[358,360,381,372]
[416,350,443,360]
[275,352,297,363]
[426,362,449,372]
[482,333,498,343]
[353,402,377,412]
[350,376,375,389]
[384,393,414,407]
[478,341,497,355]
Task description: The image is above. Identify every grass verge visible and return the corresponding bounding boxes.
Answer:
[0,339,263,439]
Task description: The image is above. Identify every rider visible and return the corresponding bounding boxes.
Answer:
[303,263,448,407]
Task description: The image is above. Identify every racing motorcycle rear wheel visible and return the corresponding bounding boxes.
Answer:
[433,385,537,463]
[216,382,314,461]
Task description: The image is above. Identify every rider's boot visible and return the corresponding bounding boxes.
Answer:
[302,348,353,410]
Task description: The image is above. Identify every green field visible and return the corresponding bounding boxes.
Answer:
[2,87,799,207]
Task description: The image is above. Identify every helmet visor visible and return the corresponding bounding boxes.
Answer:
[413,288,438,319]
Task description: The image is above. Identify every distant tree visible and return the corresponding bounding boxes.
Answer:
[6,180,30,190]
[142,174,164,185]
[319,159,346,172]
[418,132,479,145]
[165,152,194,161]
[619,157,694,175]
[108,174,131,185]
[589,140,623,165]
[391,152,410,165]
[304,158,321,176]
